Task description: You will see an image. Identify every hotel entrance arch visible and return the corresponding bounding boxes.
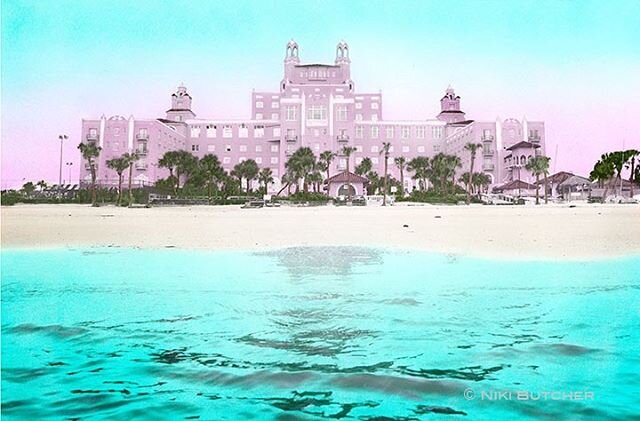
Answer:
[337,184,356,196]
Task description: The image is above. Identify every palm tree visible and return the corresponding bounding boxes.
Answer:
[175,151,198,193]
[36,180,48,192]
[243,159,260,193]
[626,150,639,198]
[408,156,430,191]
[21,181,36,196]
[318,150,336,182]
[307,171,323,193]
[158,151,179,195]
[78,142,101,206]
[525,155,551,204]
[380,142,392,206]
[200,154,224,203]
[106,156,129,205]
[464,142,482,204]
[285,147,316,193]
[122,152,139,206]
[590,157,615,200]
[355,157,372,176]
[258,167,274,195]
[394,157,407,196]
[341,146,357,201]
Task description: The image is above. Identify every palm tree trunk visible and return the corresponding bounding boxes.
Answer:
[467,154,475,205]
[128,164,134,206]
[175,169,180,195]
[630,159,635,198]
[383,156,388,206]
[208,177,213,204]
[544,173,548,204]
[90,164,97,207]
[117,173,123,206]
[400,168,404,196]
[535,174,540,205]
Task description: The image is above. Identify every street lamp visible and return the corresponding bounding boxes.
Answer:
[66,162,74,185]
[58,134,68,187]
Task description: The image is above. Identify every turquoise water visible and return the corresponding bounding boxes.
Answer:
[1,247,639,420]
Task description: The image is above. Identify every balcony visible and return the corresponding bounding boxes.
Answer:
[136,148,148,156]
[86,133,99,142]
[529,135,541,143]
[285,134,298,143]
[483,163,495,171]
[336,134,350,143]
[285,150,294,157]
[483,149,494,157]
[135,162,148,170]
[482,135,494,142]
[136,133,149,141]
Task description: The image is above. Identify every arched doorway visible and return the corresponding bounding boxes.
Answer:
[337,184,356,196]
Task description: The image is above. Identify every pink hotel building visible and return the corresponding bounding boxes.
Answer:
[80,40,546,195]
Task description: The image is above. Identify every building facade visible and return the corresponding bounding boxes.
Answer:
[80,40,546,194]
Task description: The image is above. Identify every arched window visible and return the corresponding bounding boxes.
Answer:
[520,155,526,164]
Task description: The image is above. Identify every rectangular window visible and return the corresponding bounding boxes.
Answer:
[355,114,362,121]
[355,102,362,109]
[338,158,346,169]
[371,114,379,121]
[401,126,410,139]
[272,101,279,109]
[256,101,263,108]
[256,145,262,152]
[207,144,215,152]
[223,125,232,138]
[238,124,248,138]
[356,145,363,152]
[190,126,201,138]
[416,126,425,139]
[371,126,379,139]
[371,102,379,110]
[239,145,247,152]
[372,157,379,164]
[336,105,348,121]
[256,157,262,164]
[273,127,281,137]
[371,145,379,153]
[402,146,410,153]
[286,106,297,121]
[256,113,263,120]
[307,105,327,120]
[271,145,279,152]
[271,113,278,120]
[314,143,320,151]
[386,127,394,139]
[432,126,443,139]
[355,126,363,138]
[191,144,199,152]
[254,125,264,138]
[206,125,216,138]
[223,157,231,164]
[271,157,279,164]
[418,146,425,153]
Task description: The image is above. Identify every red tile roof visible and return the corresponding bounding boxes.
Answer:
[325,171,369,184]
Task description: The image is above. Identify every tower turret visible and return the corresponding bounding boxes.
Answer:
[166,84,195,122]
[437,86,466,123]
[335,40,351,82]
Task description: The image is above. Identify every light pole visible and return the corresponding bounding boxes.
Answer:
[58,134,68,187]
[66,162,73,185]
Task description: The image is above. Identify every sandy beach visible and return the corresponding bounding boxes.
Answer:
[2,203,639,260]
